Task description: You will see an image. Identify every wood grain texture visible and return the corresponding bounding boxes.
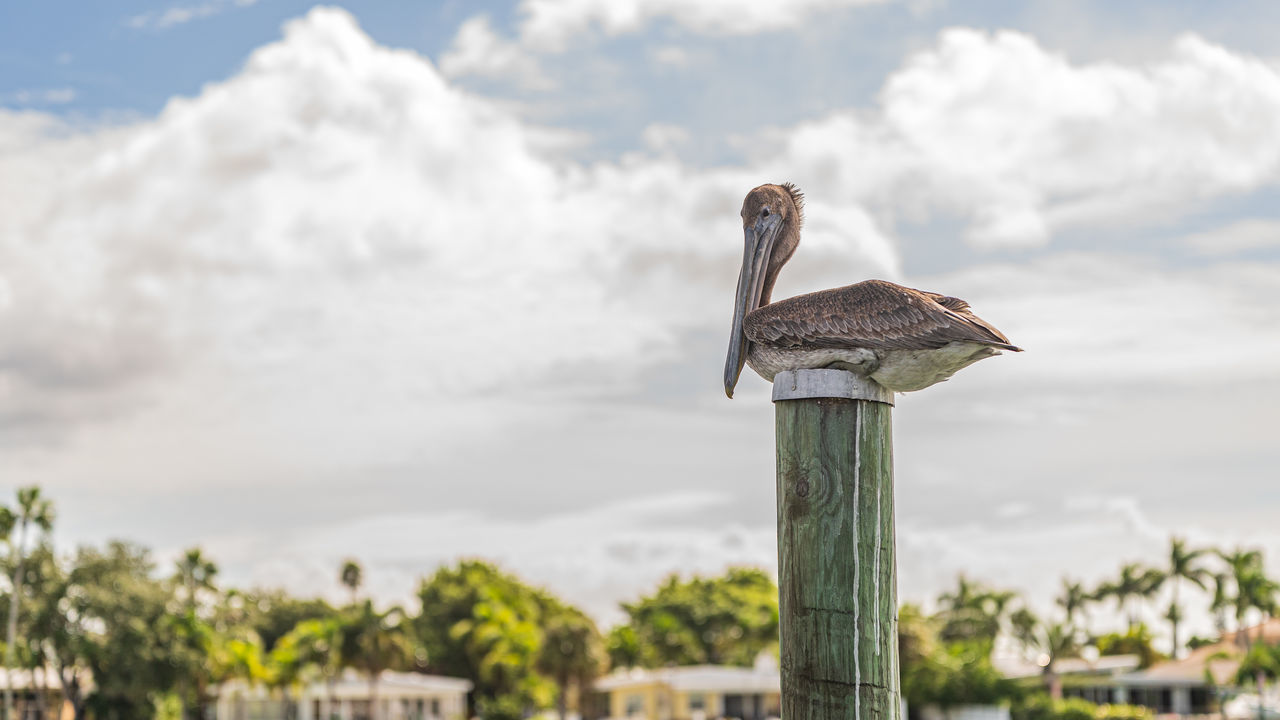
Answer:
[776,397,900,720]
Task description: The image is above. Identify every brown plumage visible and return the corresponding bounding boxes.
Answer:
[746,279,1020,352]
[724,183,1021,397]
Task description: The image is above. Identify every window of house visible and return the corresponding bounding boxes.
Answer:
[1191,688,1211,714]
[625,694,644,717]
[689,694,706,711]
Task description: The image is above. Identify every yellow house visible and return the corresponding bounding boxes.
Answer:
[590,664,781,720]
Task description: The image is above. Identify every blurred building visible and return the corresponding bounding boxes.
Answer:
[3,667,86,720]
[210,669,471,720]
[996,652,1143,704]
[996,621,1280,717]
[587,660,782,720]
[997,649,1219,715]
[1101,622,1280,717]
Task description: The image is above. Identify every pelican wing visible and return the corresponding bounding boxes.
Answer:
[744,279,1019,351]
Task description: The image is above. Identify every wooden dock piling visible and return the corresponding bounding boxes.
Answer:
[773,369,900,720]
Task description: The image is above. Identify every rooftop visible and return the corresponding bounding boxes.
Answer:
[594,665,781,694]
[996,654,1141,680]
[215,670,472,697]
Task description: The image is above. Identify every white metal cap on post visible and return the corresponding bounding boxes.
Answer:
[771,368,895,405]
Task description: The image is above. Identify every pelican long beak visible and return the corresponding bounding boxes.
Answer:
[724,214,782,398]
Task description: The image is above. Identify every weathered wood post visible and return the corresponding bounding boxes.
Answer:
[773,368,899,720]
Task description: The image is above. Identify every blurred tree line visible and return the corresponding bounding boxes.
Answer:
[0,487,782,720]
[1,484,1275,720]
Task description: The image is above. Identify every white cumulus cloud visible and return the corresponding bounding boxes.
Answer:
[753,30,1280,247]
[7,7,1280,621]
[515,0,893,51]
[438,0,894,83]
[438,15,554,90]
[127,0,260,30]
[2,7,870,447]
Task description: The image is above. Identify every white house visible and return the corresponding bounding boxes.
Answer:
[212,669,471,720]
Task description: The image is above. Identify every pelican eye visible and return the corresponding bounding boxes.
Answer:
[761,207,771,218]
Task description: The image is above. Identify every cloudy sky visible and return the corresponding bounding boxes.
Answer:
[3,0,1280,637]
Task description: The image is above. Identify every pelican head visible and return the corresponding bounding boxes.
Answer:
[724,183,804,398]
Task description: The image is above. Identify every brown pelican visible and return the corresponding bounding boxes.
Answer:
[724,183,1021,398]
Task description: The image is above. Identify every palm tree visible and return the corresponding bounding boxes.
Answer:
[1096,563,1151,629]
[175,547,219,613]
[166,608,217,720]
[275,618,346,720]
[938,574,983,611]
[1219,548,1266,646]
[343,602,412,720]
[1010,607,1080,699]
[1136,566,1167,622]
[3,486,54,720]
[340,560,363,606]
[1164,602,1184,649]
[1210,572,1232,636]
[1235,569,1279,650]
[936,575,1017,648]
[1236,642,1280,720]
[1165,537,1209,658]
[171,549,219,720]
[1056,579,1091,629]
[535,606,605,720]
[1010,607,1038,647]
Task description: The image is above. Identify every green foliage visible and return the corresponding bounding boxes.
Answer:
[1010,606,1081,694]
[1186,635,1218,651]
[1216,547,1274,646]
[1162,537,1210,656]
[270,616,345,686]
[1056,580,1090,628]
[1235,642,1280,685]
[936,575,1017,651]
[897,604,937,672]
[153,691,184,720]
[1094,624,1165,668]
[1012,696,1152,720]
[615,567,778,667]
[340,559,364,601]
[604,625,643,669]
[477,693,528,720]
[3,485,56,720]
[900,598,1020,712]
[233,590,335,653]
[342,601,414,686]
[536,602,605,719]
[58,542,189,720]
[904,639,1019,709]
[1056,698,1097,720]
[0,484,1272,720]
[1094,705,1153,720]
[1094,563,1164,630]
[173,547,218,611]
[414,560,592,717]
